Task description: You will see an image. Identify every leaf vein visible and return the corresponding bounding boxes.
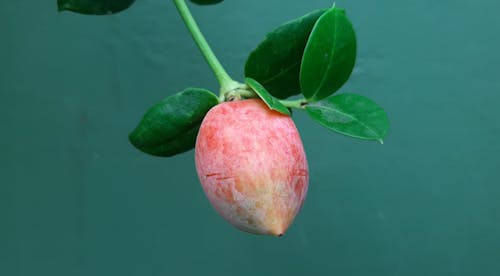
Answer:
[310,12,339,99]
[312,104,381,138]
[260,60,301,85]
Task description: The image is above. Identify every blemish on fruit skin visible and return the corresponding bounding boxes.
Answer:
[195,99,308,236]
[205,173,221,178]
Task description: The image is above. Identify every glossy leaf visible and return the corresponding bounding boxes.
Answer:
[129,88,219,157]
[57,0,136,15]
[245,9,326,99]
[245,78,291,116]
[306,93,389,142]
[300,7,356,101]
[190,0,223,5]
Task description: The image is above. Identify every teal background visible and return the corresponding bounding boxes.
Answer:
[1,0,499,275]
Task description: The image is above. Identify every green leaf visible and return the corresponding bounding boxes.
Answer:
[300,7,356,101]
[129,88,219,157]
[245,78,291,116]
[244,9,326,99]
[57,0,136,15]
[190,0,223,5]
[306,93,389,142]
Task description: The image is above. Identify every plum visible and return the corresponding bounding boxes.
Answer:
[195,99,308,236]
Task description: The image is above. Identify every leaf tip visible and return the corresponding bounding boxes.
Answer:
[128,129,140,148]
[378,139,384,145]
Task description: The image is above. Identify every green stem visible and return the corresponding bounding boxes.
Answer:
[173,0,238,96]
[280,98,308,109]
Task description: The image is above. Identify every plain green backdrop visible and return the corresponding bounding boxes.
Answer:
[1,0,500,275]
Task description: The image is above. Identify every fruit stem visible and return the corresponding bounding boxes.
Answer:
[173,0,239,97]
[280,98,308,109]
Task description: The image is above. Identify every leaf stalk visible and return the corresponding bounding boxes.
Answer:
[280,98,308,109]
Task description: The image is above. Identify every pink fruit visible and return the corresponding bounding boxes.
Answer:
[195,99,309,236]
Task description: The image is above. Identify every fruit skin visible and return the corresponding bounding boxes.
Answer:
[195,99,308,236]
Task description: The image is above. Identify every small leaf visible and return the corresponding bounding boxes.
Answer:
[300,7,356,101]
[245,9,326,99]
[57,0,136,15]
[129,88,219,157]
[190,0,223,5]
[245,78,291,116]
[306,93,389,142]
